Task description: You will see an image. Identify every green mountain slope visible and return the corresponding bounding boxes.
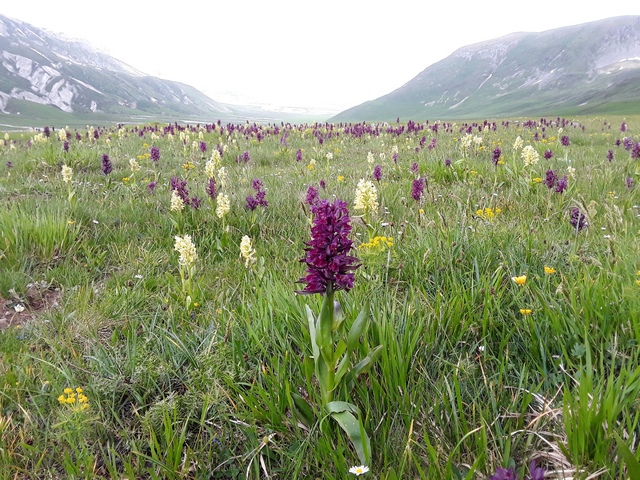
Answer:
[331,16,640,122]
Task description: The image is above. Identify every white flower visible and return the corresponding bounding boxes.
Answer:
[349,465,370,476]
[367,151,375,165]
[170,190,185,212]
[239,235,256,268]
[216,193,230,219]
[567,166,576,179]
[325,152,333,161]
[14,304,25,313]
[57,128,67,142]
[174,234,197,267]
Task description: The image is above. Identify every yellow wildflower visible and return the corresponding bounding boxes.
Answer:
[520,309,532,315]
[544,266,556,274]
[512,275,527,286]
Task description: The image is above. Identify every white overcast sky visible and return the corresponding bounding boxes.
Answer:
[2,1,638,112]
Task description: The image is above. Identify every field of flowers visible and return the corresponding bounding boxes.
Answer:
[0,116,639,479]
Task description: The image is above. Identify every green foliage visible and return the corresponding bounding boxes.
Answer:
[0,115,638,478]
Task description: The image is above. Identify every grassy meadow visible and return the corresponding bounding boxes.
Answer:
[0,116,639,479]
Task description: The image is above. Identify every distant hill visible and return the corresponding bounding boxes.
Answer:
[0,13,237,124]
[331,16,640,122]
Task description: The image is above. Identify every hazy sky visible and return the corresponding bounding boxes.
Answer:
[2,1,638,112]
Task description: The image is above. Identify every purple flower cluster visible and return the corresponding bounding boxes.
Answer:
[199,141,207,153]
[631,142,640,160]
[245,178,268,211]
[627,177,635,189]
[63,141,69,153]
[102,154,113,175]
[570,207,588,231]
[544,149,554,160]
[544,169,557,189]
[561,135,570,147]
[297,198,360,295]
[170,177,200,208]
[410,162,419,175]
[305,184,319,206]
[606,149,614,162]
[295,148,303,162]
[206,177,217,200]
[373,164,382,182]
[489,461,545,480]
[412,178,425,201]
[445,158,452,167]
[492,147,502,166]
[170,177,190,204]
[150,146,160,163]
[544,169,567,193]
[236,151,251,163]
[147,181,158,193]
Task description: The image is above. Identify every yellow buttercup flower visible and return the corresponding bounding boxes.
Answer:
[544,266,556,274]
[512,275,527,286]
[520,309,532,315]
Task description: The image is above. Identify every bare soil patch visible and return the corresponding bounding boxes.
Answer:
[0,282,62,330]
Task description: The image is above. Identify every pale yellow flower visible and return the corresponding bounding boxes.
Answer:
[240,235,257,268]
[217,167,228,189]
[170,190,185,212]
[353,179,378,213]
[513,136,524,151]
[216,193,230,219]
[544,266,556,274]
[174,234,197,267]
[129,158,141,174]
[521,145,539,166]
[512,275,527,286]
[61,164,73,184]
[367,151,375,165]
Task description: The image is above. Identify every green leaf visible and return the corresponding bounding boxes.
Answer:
[290,392,315,428]
[353,344,384,377]
[614,432,640,479]
[347,301,370,352]
[326,401,359,415]
[327,402,371,466]
[334,353,350,387]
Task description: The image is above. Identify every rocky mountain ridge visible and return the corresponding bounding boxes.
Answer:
[0,14,230,117]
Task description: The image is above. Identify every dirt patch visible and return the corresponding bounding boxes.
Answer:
[0,282,62,330]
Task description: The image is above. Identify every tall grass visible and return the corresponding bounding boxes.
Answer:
[0,116,639,478]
